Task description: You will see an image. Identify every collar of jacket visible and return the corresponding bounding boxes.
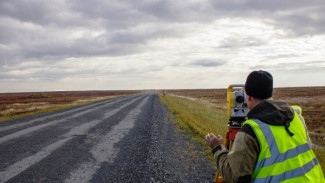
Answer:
[247,100,295,127]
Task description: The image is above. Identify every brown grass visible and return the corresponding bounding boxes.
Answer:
[0,90,143,121]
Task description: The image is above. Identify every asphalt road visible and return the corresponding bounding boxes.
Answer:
[0,92,215,183]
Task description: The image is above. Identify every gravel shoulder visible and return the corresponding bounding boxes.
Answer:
[97,94,216,182]
[148,94,216,182]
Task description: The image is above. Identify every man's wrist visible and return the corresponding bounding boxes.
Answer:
[212,145,222,154]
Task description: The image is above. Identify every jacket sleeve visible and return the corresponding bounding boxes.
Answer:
[213,131,260,183]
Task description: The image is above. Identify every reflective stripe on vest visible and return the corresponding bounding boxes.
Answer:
[252,119,311,170]
[254,157,319,183]
[243,112,324,182]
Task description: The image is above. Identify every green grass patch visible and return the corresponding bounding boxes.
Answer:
[158,93,228,160]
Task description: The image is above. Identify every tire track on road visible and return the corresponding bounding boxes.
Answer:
[64,95,150,183]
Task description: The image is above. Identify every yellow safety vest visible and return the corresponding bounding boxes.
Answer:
[243,106,324,183]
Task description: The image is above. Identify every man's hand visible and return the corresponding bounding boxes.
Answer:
[205,133,224,149]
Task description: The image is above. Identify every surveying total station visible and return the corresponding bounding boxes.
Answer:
[215,84,249,183]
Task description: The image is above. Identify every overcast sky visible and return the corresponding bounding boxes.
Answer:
[1,0,325,92]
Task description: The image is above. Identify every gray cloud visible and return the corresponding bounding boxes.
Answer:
[248,60,325,71]
[109,26,183,45]
[190,60,225,67]
[1,0,325,62]
[0,1,52,25]
[210,0,325,35]
[2,0,324,31]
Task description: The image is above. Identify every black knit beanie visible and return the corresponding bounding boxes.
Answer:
[245,70,273,99]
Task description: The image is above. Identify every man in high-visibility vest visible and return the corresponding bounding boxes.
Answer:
[206,70,324,183]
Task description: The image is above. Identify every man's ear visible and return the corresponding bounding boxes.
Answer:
[246,95,255,110]
[247,95,252,102]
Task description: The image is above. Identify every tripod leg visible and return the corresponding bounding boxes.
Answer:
[229,140,233,151]
[214,137,230,182]
[214,172,225,183]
